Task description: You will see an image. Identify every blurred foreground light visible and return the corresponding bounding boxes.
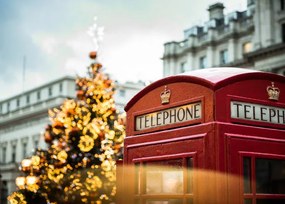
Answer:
[31,155,40,166]
[26,176,38,185]
[21,159,32,170]
[15,177,25,189]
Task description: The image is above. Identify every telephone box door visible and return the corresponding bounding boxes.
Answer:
[123,128,210,204]
[227,130,285,204]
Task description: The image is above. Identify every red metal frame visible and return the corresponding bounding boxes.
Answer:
[132,96,205,135]
[120,68,285,204]
[225,95,285,129]
[226,132,285,204]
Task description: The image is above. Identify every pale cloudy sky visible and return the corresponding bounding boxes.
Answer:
[0,0,247,100]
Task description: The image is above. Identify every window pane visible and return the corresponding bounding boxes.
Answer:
[12,145,16,162]
[145,159,183,194]
[37,91,41,100]
[2,147,6,163]
[220,49,228,64]
[180,62,187,72]
[146,199,183,204]
[48,87,52,96]
[199,56,207,69]
[33,140,39,150]
[135,164,141,194]
[243,157,252,193]
[256,199,285,204]
[186,198,193,204]
[22,143,27,158]
[244,199,252,204]
[187,158,193,193]
[243,42,252,53]
[256,158,285,194]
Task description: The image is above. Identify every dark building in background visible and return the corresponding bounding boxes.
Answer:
[162,0,285,76]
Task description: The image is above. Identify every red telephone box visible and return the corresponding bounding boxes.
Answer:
[119,68,285,204]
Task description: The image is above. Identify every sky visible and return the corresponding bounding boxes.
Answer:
[0,0,247,100]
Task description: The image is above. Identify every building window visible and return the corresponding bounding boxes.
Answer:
[12,145,16,162]
[1,180,7,201]
[2,147,6,163]
[26,95,30,104]
[119,90,126,97]
[37,91,41,100]
[199,56,207,69]
[34,140,39,149]
[0,104,2,114]
[48,87,53,96]
[220,49,228,65]
[243,42,252,53]
[180,62,187,72]
[22,143,27,158]
[59,83,63,93]
[282,24,285,43]
[7,102,10,112]
[16,98,20,108]
[281,0,285,10]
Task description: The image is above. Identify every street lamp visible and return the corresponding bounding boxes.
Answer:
[15,177,25,189]
[16,157,39,192]
[15,174,39,192]
[21,158,32,171]
[26,176,38,186]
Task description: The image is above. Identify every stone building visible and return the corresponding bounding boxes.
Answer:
[162,0,285,77]
[0,76,145,196]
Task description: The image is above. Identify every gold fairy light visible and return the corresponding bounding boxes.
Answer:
[101,160,112,171]
[85,176,102,191]
[15,177,25,189]
[8,192,27,204]
[31,155,40,166]
[99,194,109,201]
[57,150,68,163]
[105,171,116,182]
[78,135,94,152]
[47,167,64,183]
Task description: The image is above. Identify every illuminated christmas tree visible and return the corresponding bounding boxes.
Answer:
[8,51,126,204]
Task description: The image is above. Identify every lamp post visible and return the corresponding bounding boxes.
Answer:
[15,157,39,192]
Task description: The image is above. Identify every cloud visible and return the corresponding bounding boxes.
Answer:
[32,34,59,55]
[0,0,247,100]
[102,30,166,82]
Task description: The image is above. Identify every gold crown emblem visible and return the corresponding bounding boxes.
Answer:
[267,82,280,101]
[160,86,171,104]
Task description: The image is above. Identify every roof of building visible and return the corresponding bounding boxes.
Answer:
[179,67,259,84]
[125,67,285,111]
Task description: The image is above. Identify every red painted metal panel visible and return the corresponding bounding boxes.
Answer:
[125,68,284,112]
[125,82,214,136]
[215,79,285,127]
[120,68,285,204]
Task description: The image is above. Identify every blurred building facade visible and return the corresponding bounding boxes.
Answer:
[162,0,285,76]
[0,76,145,196]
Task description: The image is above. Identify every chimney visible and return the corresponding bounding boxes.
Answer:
[208,2,225,20]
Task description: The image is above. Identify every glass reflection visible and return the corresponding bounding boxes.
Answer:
[244,198,252,204]
[146,199,183,204]
[243,157,252,193]
[256,158,285,194]
[145,159,183,194]
[187,158,193,193]
[256,199,285,204]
